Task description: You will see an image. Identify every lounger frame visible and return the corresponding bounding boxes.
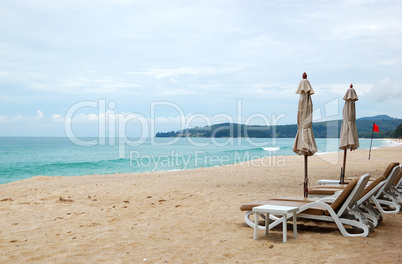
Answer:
[243,174,371,237]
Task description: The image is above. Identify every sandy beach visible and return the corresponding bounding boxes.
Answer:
[1,144,401,263]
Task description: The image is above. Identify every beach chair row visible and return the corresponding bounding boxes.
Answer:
[240,162,402,238]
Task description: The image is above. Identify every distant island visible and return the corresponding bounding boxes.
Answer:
[155,115,402,138]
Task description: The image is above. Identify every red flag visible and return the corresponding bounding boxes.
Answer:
[373,123,379,132]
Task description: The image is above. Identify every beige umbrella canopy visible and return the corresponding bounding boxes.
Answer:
[292,72,317,197]
[339,84,359,183]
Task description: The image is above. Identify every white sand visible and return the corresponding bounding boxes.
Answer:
[1,145,401,263]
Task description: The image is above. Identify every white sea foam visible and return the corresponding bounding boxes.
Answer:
[315,151,337,156]
[263,147,280,152]
[381,139,402,147]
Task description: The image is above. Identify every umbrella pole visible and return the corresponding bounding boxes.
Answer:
[304,155,308,197]
[340,149,347,184]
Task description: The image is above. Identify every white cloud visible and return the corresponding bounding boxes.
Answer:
[51,114,64,123]
[128,67,201,79]
[35,110,44,119]
[127,65,248,80]
[365,78,401,103]
[1,0,402,136]
[372,58,402,67]
[315,83,372,96]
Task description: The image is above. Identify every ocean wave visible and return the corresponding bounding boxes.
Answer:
[221,147,265,153]
[315,151,337,155]
[381,139,402,147]
[219,146,282,154]
[1,158,129,177]
[48,158,127,168]
[262,147,280,152]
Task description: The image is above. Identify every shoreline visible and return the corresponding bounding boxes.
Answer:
[1,138,398,186]
[1,144,401,263]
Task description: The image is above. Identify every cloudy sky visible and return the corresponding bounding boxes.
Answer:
[1,0,401,137]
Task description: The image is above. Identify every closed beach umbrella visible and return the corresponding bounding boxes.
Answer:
[292,72,317,197]
[339,84,359,183]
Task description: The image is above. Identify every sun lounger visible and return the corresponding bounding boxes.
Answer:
[390,169,402,199]
[274,176,388,228]
[240,174,372,237]
[395,170,402,190]
[317,162,399,185]
[309,165,401,215]
[344,161,399,182]
[394,169,402,190]
[310,163,400,196]
[356,176,397,227]
[374,165,402,208]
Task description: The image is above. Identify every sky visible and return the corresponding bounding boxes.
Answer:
[1,0,402,137]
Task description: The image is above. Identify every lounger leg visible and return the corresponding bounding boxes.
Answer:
[253,213,258,239]
[293,212,297,238]
[265,213,269,235]
[283,214,287,243]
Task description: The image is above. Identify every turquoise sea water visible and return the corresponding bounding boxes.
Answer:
[0,137,388,184]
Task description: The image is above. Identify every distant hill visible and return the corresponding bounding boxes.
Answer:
[155,115,402,138]
[358,115,396,121]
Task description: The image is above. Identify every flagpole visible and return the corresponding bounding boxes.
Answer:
[368,122,374,160]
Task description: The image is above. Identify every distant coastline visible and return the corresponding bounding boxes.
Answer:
[156,115,402,139]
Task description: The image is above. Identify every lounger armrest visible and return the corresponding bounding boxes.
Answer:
[317,179,340,185]
[317,197,337,203]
